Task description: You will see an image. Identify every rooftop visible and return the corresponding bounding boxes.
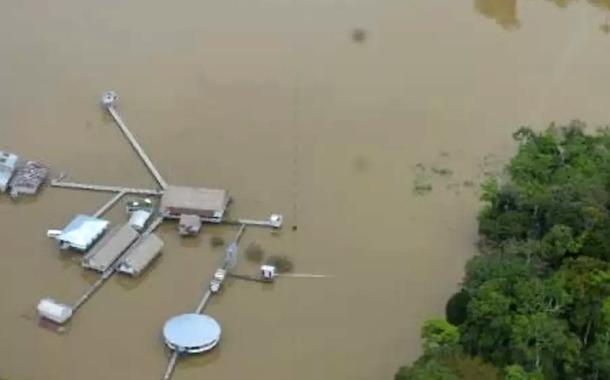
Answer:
[160,186,229,218]
[163,313,221,353]
[56,215,109,251]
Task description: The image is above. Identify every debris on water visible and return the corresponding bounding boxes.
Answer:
[210,236,225,247]
[432,167,453,176]
[414,182,433,195]
[245,243,265,263]
[414,163,433,195]
[463,180,475,188]
[447,182,460,190]
[351,28,367,43]
[353,156,370,173]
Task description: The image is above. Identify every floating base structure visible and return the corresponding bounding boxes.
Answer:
[34,91,287,380]
[38,217,164,325]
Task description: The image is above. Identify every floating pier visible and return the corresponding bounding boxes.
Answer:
[227,273,272,284]
[101,91,168,190]
[93,191,127,218]
[51,180,162,196]
[161,225,247,380]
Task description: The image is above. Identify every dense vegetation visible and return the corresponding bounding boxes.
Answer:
[397,122,610,380]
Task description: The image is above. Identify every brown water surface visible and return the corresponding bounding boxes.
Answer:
[1,1,610,379]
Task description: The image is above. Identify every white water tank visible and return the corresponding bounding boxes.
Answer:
[37,298,73,324]
[129,210,152,232]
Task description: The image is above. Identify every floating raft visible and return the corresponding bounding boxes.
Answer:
[82,224,139,272]
[9,161,49,197]
[118,233,164,276]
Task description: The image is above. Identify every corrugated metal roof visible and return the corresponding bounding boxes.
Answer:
[118,233,163,276]
[57,215,109,251]
[160,186,228,216]
[82,224,139,272]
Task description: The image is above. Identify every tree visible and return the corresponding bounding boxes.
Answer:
[559,257,610,347]
[395,358,459,380]
[585,298,610,380]
[445,290,470,326]
[510,313,581,377]
[397,123,610,379]
[460,279,514,362]
[504,365,544,380]
[421,319,460,356]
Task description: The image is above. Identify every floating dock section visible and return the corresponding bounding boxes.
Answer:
[118,233,164,276]
[82,224,139,272]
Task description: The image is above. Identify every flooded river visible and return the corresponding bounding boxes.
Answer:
[1,1,610,379]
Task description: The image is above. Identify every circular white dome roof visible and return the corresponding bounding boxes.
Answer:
[163,314,221,353]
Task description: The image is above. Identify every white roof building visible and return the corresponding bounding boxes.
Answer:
[55,215,110,251]
[0,151,18,193]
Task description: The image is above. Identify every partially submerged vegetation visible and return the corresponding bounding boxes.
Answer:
[245,243,265,263]
[265,255,294,273]
[398,122,610,379]
[210,236,225,247]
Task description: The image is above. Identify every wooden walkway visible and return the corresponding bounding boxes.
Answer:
[105,101,168,190]
[51,180,162,196]
[161,225,246,380]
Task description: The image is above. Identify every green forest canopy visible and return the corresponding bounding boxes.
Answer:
[397,122,610,380]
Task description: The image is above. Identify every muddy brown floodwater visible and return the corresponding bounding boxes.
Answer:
[2,1,610,379]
